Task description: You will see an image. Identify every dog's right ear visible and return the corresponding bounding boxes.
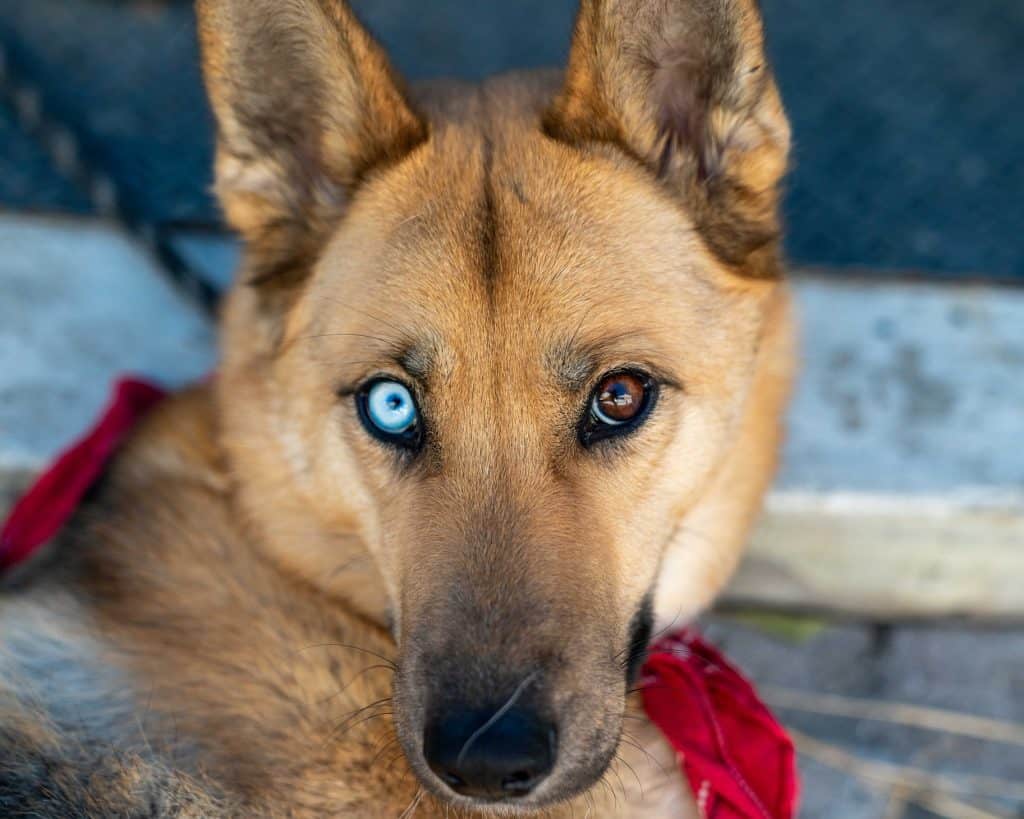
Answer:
[544,0,790,279]
[197,0,426,286]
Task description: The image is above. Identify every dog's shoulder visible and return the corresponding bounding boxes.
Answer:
[0,602,231,817]
[0,688,231,817]
[0,385,235,816]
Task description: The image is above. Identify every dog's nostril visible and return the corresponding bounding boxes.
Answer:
[440,771,465,789]
[423,705,555,801]
[501,770,537,796]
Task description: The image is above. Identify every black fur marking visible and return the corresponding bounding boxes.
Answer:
[478,133,500,295]
[624,594,654,685]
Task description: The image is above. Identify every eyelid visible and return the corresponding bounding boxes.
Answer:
[578,369,660,447]
[636,365,682,393]
[581,363,681,395]
[336,369,417,398]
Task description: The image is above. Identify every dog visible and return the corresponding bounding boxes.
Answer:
[0,0,795,815]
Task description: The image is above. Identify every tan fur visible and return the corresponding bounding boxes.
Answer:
[1,0,794,815]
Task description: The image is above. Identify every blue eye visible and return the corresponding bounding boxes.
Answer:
[357,379,422,449]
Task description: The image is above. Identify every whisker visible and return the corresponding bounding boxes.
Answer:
[294,331,399,346]
[455,670,540,768]
[398,786,424,819]
[648,604,688,644]
[296,642,398,672]
[316,295,410,338]
[326,710,393,746]
[371,736,402,767]
[318,663,396,707]
[614,603,689,670]
[607,756,631,804]
[323,696,394,746]
[385,745,410,776]
[598,771,620,811]
[674,523,725,549]
[619,730,668,776]
[614,750,645,800]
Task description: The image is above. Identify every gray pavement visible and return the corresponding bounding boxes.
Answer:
[705,617,1024,817]
[0,215,215,478]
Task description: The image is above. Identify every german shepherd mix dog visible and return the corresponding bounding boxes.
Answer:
[0,0,794,815]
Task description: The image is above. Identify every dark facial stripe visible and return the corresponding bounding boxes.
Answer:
[478,132,500,293]
[625,593,654,685]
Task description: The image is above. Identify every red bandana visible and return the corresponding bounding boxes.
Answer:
[0,377,798,818]
[643,632,799,818]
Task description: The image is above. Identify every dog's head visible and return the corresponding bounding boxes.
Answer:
[199,0,789,809]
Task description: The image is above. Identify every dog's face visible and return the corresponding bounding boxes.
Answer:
[200,0,789,810]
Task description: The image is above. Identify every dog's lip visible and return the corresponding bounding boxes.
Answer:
[414,768,564,813]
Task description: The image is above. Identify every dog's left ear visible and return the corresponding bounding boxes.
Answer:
[544,0,790,278]
[197,0,427,286]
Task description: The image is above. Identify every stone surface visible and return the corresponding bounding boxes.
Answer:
[780,275,1024,494]
[0,215,216,482]
[703,617,1024,818]
[168,229,238,293]
[3,0,1023,280]
[731,275,1024,619]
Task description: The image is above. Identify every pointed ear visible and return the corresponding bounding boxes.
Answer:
[197,0,427,284]
[543,0,790,278]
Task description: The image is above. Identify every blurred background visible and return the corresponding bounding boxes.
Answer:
[0,0,1021,287]
[0,2,1022,817]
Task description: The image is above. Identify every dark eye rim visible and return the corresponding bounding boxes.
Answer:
[578,369,658,448]
[355,376,424,451]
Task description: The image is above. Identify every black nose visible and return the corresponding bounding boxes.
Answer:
[423,705,556,800]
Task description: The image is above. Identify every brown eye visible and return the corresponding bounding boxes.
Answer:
[593,373,647,424]
[581,370,657,446]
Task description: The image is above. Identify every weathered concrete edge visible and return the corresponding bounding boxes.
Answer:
[4,471,1021,620]
[726,489,1024,621]
[3,218,1021,618]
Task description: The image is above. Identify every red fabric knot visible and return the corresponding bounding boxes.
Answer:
[0,377,799,819]
[641,630,799,819]
[0,377,166,572]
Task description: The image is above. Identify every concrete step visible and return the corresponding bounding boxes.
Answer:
[702,616,1024,818]
[0,214,216,511]
[2,217,1022,619]
[734,274,1024,620]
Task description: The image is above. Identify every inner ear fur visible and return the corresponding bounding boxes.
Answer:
[197,0,427,287]
[544,0,791,279]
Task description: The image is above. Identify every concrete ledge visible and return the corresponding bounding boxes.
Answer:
[731,274,1024,620]
[2,221,1021,618]
[730,491,1024,619]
